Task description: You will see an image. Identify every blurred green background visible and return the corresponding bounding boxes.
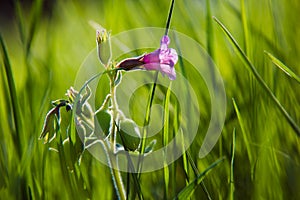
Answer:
[0,0,299,199]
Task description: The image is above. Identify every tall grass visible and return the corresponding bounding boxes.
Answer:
[0,0,299,199]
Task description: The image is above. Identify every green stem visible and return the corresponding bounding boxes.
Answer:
[107,71,126,200]
[109,73,118,152]
[102,140,126,200]
[74,69,126,199]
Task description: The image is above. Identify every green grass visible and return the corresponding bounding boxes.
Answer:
[1,0,300,199]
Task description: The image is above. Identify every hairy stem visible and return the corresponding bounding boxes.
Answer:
[102,140,126,200]
[109,72,118,152]
[107,71,126,200]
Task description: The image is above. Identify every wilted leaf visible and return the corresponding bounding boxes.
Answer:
[39,106,61,144]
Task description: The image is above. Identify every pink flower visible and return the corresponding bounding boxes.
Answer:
[116,35,178,80]
[142,35,178,80]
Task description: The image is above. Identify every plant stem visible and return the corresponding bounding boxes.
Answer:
[102,140,126,200]
[107,71,126,200]
[109,72,118,153]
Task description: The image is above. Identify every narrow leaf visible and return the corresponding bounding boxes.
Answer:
[232,98,252,163]
[229,128,236,200]
[176,157,225,199]
[0,34,23,158]
[265,51,300,84]
[213,17,300,136]
[163,82,172,199]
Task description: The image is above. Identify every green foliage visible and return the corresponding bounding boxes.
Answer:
[0,0,299,199]
[176,157,225,199]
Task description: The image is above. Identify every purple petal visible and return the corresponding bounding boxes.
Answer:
[143,50,160,64]
[159,48,178,67]
[134,35,178,80]
[160,64,176,80]
[160,35,170,50]
[144,63,161,71]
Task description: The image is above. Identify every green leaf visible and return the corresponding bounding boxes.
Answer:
[144,139,156,154]
[114,70,122,86]
[0,34,23,158]
[138,72,159,177]
[213,16,300,137]
[230,128,236,200]
[232,98,253,164]
[118,119,141,151]
[95,110,111,136]
[264,51,300,84]
[39,107,61,144]
[176,157,225,199]
[163,82,172,199]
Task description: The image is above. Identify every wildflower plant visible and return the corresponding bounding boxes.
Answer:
[40,35,177,199]
[37,0,231,197]
[39,1,181,198]
[1,0,299,199]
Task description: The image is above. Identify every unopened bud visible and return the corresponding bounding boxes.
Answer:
[96,29,112,66]
[115,55,145,71]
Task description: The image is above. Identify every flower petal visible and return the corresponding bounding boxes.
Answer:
[144,63,161,71]
[143,49,160,64]
[159,64,176,80]
[160,35,170,50]
[117,35,178,80]
[159,48,178,67]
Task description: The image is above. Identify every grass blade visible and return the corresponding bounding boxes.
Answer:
[175,157,225,200]
[213,17,300,136]
[206,0,214,57]
[171,101,179,198]
[0,34,23,158]
[181,131,189,184]
[163,82,172,199]
[138,0,176,176]
[240,0,250,55]
[138,72,158,175]
[205,0,217,90]
[165,0,175,36]
[232,98,253,164]
[186,151,212,200]
[25,0,44,58]
[13,0,26,45]
[264,51,300,84]
[229,128,236,200]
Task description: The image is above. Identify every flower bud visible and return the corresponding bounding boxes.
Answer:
[118,119,141,151]
[115,55,144,71]
[96,29,112,66]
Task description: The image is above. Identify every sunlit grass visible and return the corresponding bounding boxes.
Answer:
[0,0,299,199]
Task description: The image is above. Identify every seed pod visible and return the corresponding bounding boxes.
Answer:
[96,29,112,66]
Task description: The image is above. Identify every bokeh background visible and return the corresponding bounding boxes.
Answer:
[0,0,299,199]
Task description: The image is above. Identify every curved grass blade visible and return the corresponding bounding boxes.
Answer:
[0,34,23,158]
[175,157,225,200]
[186,151,212,200]
[213,17,300,137]
[232,98,253,164]
[264,51,300,84]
